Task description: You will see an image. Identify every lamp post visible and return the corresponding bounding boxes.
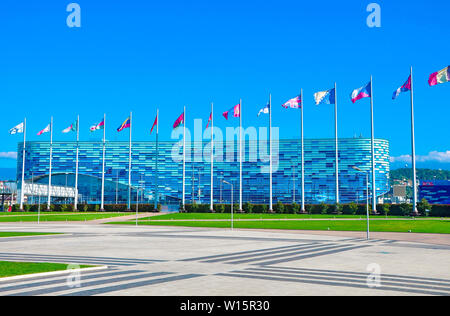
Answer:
[222,180,233,231]
[352,166,370,240]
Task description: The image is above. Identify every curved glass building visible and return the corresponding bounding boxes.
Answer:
[17,138,390,205]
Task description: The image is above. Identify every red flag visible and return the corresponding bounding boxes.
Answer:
[150,115,158,134]
[205,112,212,129]
[173,112,184,129]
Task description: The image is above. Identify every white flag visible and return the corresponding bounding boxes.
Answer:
[9,123,24,135]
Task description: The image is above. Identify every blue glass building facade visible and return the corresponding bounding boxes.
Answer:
[17,138,390,205]
[419,180,450,204]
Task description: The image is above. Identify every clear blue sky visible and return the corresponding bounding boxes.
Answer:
[1,0,449,169]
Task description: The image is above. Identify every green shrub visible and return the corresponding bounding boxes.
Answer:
[292,202,300,214]
[243,202,253,213]
[344,202,358,215]
[417,198,431,217]
[382,203,390,216]
[274,201,285,214]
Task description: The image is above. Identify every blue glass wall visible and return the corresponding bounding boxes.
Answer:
[17,138,390,205]
[419,180,450,204]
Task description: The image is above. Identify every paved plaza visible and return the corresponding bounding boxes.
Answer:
[0,222,449,296]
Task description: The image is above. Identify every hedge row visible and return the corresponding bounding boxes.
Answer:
[6,203,161,213]
[182,202,450,217]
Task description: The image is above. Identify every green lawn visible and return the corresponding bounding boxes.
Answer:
[110,218,450,234]
[0,261,93,278]
[142,213,404,221]
[0,213,130,222]
[0,232,62,238]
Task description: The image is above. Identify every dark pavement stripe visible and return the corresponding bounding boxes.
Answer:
[8,271,172,296]
[227,244,352,265]
[0,270,142,293]
[233,270,450,292]
[257,245,370,265]
[64,274,203,296]
[217,273,450,296]
[203,243,328,263]
[249,267,450,287]
[181,243,318,262]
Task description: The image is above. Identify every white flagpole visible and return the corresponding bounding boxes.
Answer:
[127,112,132,210]
[410,67,418,214]
[19,118,26,211]
[154,109,159,210]
[210,102,214,212]
[47,117,53,211]
[370,76,377,213]
[239,99,243,211]
[269,94,273,212]
[74,115,80,211]
[334,83,339,206]
[101,113,106,211]
[182,106,186,211]
[301,89,305,212]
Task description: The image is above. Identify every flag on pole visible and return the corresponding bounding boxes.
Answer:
[37,124,50,136]
[205,112,212,129]
[117,117,131,132]
[281,96,301,109]
[392,75,412,99]
[90,119,104,132]
[62,121,77,133]
[9,123,24,135]
[150,115,158,134]
[222,104,240,120]
[314,88,336,105]
[428,66,450,86]
[350,82,372,103]
[257,103,270,116]
[173,112,184,129]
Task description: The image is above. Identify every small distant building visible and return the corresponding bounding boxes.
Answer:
[419,180,450,204]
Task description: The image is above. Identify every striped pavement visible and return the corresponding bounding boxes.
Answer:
[0,252,165,267]
[217,266,450,296]
[0,268,202,296]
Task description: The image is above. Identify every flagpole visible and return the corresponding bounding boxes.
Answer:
[410,67,418,214]
[128,112,132,211]
[210,102,214,212]
[182,106,186,211]
[74,115,80,211]
[334,83,339,207]
[154,109,159,211]
[301,89,305,212]
[101,113,106,211]
[239,99,242,211]
[269,94,273,212]
[370,76,376,214]
[19,118,26,211]
[47,117,53,211]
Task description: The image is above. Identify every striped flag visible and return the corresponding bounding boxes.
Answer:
[117,117,131,132]
[223,104,240,120]
[90,119,104,132]
[281,96,301,109]
[37,124,50,136]
[314,88,335,105]
[428,66,450,86]
[350,82,371,103]
[9,123,24,135]
[173,112,184,129]
[62,120,77,133]
[392,75,411,100]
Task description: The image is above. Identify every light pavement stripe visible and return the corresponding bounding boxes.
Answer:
[257,245,371,266]
[235,269,450,293]
[0,252,160,264]
[63,273,203,296]
[181,243,318,262]
[7,271,173,296]
[227,244,354,265]
[0,269,143,293]
[216,272,450,296]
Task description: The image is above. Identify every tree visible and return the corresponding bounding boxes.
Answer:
[382,203,390,217]
[417,198,431,217]
[292,202,300,214]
